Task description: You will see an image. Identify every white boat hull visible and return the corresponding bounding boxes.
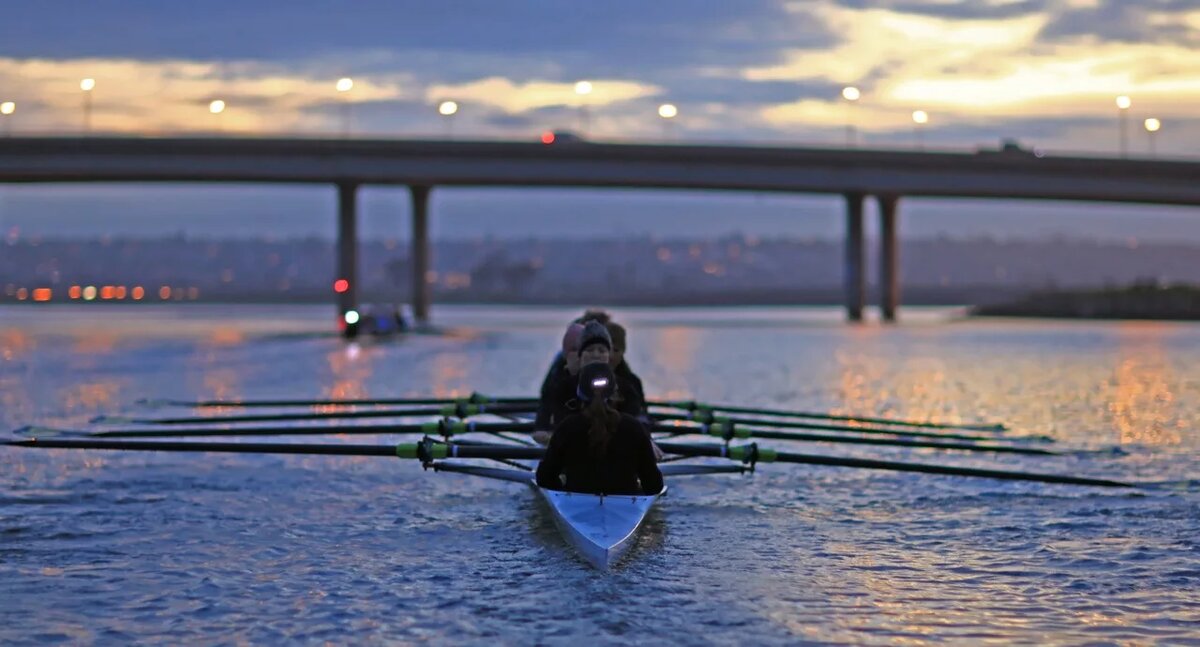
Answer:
[534,482,665,570]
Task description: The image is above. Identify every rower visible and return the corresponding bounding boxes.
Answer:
[604,321,647,421]
[535,362,664,496]
[533,322,585,439]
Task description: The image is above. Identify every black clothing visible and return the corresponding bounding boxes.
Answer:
[535,412,664,495]
[614,361,647,419]
[535,357,575,430]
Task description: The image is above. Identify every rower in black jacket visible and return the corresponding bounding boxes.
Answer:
[534,320,643,437]
[536,362,664,496]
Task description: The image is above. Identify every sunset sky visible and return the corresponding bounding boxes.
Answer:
[1,0,1198,241]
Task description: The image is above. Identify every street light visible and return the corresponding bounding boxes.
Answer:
[841,86,860,147]
[1115,95,1131,157]
[80,78,96,133]
[438,100,458,137]
[1144,117,1161,157]
[658,103,678,140]
[574,80,592,134]
[911,110,929,150]
[1,101,15,136]
[336,77,354,137]
[209,99,225,133]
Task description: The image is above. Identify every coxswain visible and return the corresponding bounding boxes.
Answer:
[534,320,613,437]
[535,362,664,496]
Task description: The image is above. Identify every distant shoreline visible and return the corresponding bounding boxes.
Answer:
[970,283,1200,321]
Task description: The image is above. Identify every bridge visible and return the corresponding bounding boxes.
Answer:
[3,136,1198,329]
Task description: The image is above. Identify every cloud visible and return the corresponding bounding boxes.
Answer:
[424,77,660,114]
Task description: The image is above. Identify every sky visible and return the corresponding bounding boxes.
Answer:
[1,0,1198,242]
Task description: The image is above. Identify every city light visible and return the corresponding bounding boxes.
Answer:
[1115,95,1131,109]
[69,285,82,299]
[132,286,145,300]
[209,100,225,114]
[912,110,929,124]
[336,77,354,92]
[541,131,556,144]
[1144,118,1161,132]
[438,101,458,116]
[0,102,14,115]
[344,310,360,325]
[32,288,52,302]
[83,286,97,301]
[841,86,861,102]
[333,278,350,293]
[574,81,592,96]
[159,286,171,299]
[81,78,96,92]
[658,103,678,119]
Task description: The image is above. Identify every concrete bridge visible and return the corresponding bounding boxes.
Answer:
[3,136,1198,329]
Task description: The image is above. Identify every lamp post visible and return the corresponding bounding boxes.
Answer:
[1144,117,1161,157]
[0,101,13,136]
[209,99,225,133]
[81,78,96,133]
[657,103,678,140]
[574,80,592,135]
[438,100,458,138]
[911,110,928,150]
[1115,95,1131,158]
[841,86,860,147]
[336,77,354,137]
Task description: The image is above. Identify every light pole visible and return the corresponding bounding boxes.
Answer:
[1115,95,1131,158]
[1,101,15,136]
[574,80,592,135]
[841,86,860,147]
[209,99,226,133]
[336,77,354,137]
[438,100,458,138]
[911,110,928,150]
[1144,117,1161,157]
[81,78,96,133]
[657,103,678,140]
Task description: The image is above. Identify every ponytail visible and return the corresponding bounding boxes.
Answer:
[584,394,620,455]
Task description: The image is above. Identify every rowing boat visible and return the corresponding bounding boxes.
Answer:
[537,484,665,570]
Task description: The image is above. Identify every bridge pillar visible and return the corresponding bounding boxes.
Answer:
[843,193,866,322]
[877,195,900,322]
[410,185,432,325]
[336,182,359,335]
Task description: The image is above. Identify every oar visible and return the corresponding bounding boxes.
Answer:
[651,400,1006,432]
[95,402,537,426]
[15,420,534,439]
[137,392,537,409]
[651,412,1049,443]
[655,442,1133,488]
[2,438,1133,488]
[652,423,1057,456]
[2,438,545,461]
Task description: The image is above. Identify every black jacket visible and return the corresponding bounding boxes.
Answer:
[535,412,664,495]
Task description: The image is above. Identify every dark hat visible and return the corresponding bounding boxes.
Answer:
[574,309,611,325]
[578,320,612,354]
[577,361,617,403]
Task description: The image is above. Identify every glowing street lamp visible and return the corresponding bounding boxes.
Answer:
[658,103,678,140]
[438,100,458,137]
[209,99,225,133]
[81,78,96,133]
[336,77,354,137]
[841,86,860,148]
[1115,95,1131,157]
[1,101,15,136]
[1144,117,1161,157]
[911,110,929,150]
[574,80,592,134]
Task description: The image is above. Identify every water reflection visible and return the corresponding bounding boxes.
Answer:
[1107,323,1182,447]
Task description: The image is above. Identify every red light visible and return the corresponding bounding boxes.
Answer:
[541,131,555,144]
[333,279,349,293]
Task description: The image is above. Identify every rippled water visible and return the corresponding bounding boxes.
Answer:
[2,304,1198,645]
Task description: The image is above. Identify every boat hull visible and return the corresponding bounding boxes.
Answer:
[534,483,665,570]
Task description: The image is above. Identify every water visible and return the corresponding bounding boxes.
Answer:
[2,304,1198,645]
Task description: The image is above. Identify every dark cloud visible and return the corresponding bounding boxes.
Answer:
[1038,0,1200,46]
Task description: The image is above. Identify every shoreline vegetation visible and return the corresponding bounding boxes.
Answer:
[969,282,1200,321]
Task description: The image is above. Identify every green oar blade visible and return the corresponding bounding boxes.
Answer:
[654,442,1133,488]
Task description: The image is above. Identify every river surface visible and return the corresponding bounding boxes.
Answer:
[2,304,1198,645]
